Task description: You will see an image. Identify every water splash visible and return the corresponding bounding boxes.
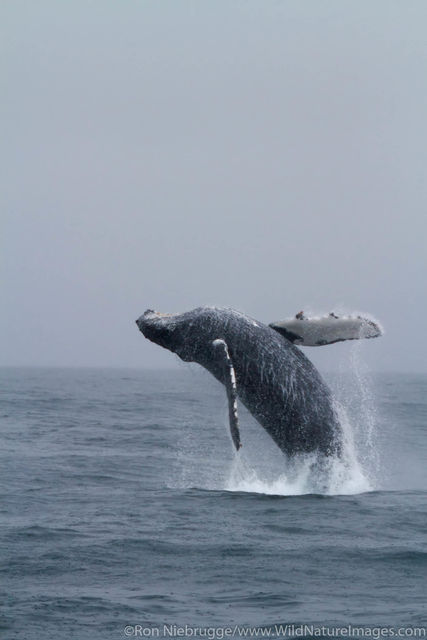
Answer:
[225,454,317,496]
[348,341,380,483]
[225,446,372,496]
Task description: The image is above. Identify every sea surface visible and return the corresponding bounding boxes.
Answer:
[1,363,426,640]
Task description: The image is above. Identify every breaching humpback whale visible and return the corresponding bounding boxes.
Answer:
[135,307,382,458]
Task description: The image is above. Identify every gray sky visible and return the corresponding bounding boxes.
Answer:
[1,1,426,372]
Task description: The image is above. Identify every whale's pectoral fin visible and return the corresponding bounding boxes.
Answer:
[212,339,241,451]
[269,314,383,347]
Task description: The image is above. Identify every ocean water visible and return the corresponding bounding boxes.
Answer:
[0,362,426,640]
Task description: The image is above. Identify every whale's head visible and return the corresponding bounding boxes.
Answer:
[136,309,197,362]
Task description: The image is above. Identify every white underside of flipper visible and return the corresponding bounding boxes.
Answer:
[270,314,383,347]
[212,339,241,450]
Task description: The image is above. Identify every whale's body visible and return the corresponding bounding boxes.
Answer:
[136,307,342,457]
